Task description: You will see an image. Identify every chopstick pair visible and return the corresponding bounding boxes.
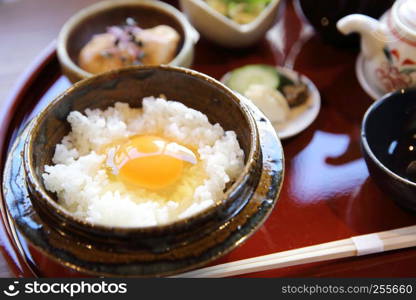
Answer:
[173,225,416,278]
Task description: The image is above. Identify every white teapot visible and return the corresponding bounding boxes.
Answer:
[337,0,416,95]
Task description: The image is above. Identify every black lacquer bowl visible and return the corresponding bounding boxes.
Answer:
[3,66,284,277]
[361,88,416,212]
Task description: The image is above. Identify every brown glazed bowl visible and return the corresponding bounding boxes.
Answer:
[5,66,284,277]
[57,0,199,83]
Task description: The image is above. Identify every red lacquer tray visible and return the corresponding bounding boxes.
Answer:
[2,0,416,277]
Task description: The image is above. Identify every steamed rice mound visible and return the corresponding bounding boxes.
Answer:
[42,97,245,227]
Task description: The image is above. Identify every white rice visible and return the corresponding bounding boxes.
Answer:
[42,97,245,227]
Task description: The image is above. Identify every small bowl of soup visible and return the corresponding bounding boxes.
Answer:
[57,0,199,83]
[361,88,416,212]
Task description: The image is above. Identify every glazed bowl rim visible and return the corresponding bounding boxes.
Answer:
[23,65,260,234]
[361,87,416,188]
[57,0,199,81]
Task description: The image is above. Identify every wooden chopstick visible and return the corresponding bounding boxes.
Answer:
[173,225,416,278]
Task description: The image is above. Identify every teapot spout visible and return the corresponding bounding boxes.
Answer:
[337,14,386,59]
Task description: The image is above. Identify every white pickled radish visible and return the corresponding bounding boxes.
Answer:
[244,84,290,124]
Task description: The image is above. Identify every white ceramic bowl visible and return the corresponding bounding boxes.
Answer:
[179,0,281,48]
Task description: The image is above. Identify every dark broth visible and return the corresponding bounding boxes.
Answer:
[386,110,416,182]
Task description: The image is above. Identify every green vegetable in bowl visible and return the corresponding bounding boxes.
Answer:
[205,0,271,24]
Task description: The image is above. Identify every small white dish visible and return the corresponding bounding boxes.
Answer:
[221,66,321,140]
[355,53,386,100]
[179,0,281,48]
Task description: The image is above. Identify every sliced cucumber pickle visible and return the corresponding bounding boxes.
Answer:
[225,64,280,94]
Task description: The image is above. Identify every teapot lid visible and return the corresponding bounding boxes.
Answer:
[397,0,416,29]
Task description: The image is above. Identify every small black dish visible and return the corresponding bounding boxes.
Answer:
[361,88,416,212]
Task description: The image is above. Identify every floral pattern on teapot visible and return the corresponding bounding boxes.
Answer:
[376,47,416,92]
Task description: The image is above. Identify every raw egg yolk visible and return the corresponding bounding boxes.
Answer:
[108,135,197,190]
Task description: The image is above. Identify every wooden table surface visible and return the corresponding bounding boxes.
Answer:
[0,0,106,278]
